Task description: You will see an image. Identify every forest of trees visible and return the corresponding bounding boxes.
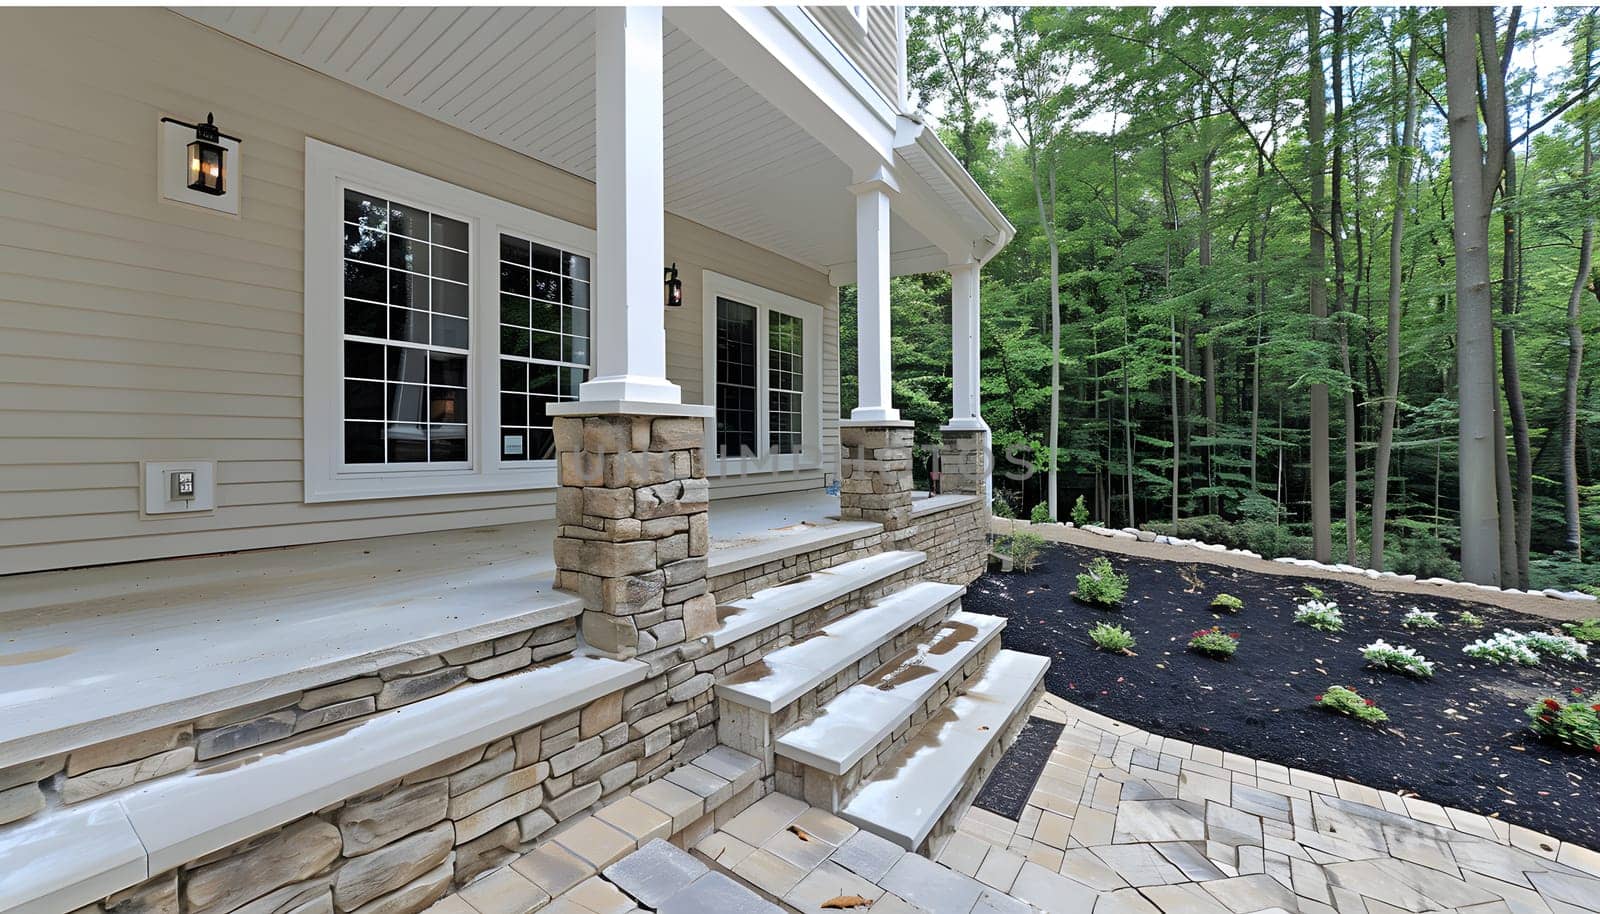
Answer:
[845,7,1600,592]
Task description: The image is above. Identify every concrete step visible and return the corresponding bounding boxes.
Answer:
[701,550,926,650]
[715,581,965,714]
[838,649,1049,852]
[772,612,1007,810]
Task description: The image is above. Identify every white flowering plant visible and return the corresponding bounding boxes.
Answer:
[1521,631,1589,663]
[1362,639,1435,678]
[1294,600,1345,632]
[1463,630,1542,666]
[1402,608,1442,629]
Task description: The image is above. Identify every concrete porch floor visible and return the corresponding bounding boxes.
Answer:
[0,489,854,765]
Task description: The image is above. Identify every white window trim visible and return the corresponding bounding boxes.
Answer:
[304,139,595,503]
[700,270,824,477]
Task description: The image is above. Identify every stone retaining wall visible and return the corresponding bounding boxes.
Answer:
[909,498,989,586]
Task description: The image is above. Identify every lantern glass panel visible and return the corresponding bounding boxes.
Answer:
[187,140,225,195]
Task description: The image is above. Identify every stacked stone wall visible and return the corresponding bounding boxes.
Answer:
[909,498,989,586]
[0,618,578,831]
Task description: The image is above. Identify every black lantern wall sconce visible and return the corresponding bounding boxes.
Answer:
[664,262,684,308]
[161,113,238,196]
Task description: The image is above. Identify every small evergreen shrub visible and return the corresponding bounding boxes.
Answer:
[1075,557,1129,607]
[1457,610,1485,628]
[1089,622,1137,655]
[1563,619,1600,643]
[1030,502,1056,525]
[1402,608,1442,629]
[1316,685,1388,724]
[1362,639,1435,678]
[1463,630,1542,666]
[1071,494,1090,527]
[1210,593,1244,613]
[992,497,1015,520]
[1294,600,1344,632]
[1303,585,1327,600]
[995,531,1045,572]
[1188,626,1240,659]
[1526,688,1600,754]
[1391,536,1459,580]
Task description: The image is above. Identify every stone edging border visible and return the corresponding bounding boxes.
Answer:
[995,518,1598,613]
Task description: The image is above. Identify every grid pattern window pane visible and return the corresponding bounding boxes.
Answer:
[499,233,590,461]
[342,189,469,464]
[715,298,758,458]
[768,311,804,455]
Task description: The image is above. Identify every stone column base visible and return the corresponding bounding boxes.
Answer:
[839,420,915,533]
[551,407,714,659]
[938,423,990,498]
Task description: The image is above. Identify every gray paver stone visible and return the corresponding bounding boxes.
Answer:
[603,839,708,909]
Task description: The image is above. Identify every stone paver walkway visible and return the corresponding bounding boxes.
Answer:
[939,694,1600,914]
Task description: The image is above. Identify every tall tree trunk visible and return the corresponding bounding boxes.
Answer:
[1123,305,1136,527]
[1372,15,1419,572]
[1562,14,1596,559]
[1444,7,1503,585]
[1331,6,1359,564]
[1163,134,1181,527]
[1487,11,1531,587]
[1308,8,1334,562]
[1026,142,1062,520]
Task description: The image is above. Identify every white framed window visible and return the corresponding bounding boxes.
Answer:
[304,139,594,502]
[701,271,823,474]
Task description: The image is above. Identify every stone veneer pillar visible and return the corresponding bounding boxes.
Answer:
[553,411,716,659]
[839,420,916,535]
[938,425,990,497]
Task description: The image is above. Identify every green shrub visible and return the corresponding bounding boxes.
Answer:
[1562,619,1600,643]
[992,497,1015,520]
[1141,514,1305,558]
[1294,600,1344,632]
[1074,557,1129,607]
[1526,688,1600,754]
[1402,608,1442,629]
[1522,631,1589,663]
[1070,494,1090,527]
[1089,622,1137,654]
[995,531,1045,572]
[1457,610,1485,628]
[1316,685,1388,724]
[1302,585,1326,600]
[1030,502,1056,525]
[1391,536,1458,580]
[1361,639,1435,678]
[1188,626,1239,659]
[1210,593,1244,613]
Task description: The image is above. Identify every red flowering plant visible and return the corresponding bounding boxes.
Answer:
[1188,626,1239,659]
[1524,687,1600,754]
[1315,685,1388,724]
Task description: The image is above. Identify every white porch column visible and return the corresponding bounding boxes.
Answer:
[947,261,984,430]
[582,6,679,405]
[849,167,899,421]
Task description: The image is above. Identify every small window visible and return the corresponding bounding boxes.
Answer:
[768,311,804,455]
[341,189,470,465]
[498,233,591,461]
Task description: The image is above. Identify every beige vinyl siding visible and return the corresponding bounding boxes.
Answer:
[0,8,837,576]
[804,6,902,107]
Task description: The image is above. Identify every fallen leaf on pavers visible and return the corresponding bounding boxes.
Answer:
[788,825,812,842]
[821,896,874,909]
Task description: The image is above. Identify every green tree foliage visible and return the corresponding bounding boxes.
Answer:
[899,6,1600,589]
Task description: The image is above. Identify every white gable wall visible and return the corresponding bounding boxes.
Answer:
[0,8,839,575]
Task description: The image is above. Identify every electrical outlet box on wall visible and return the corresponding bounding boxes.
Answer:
[142,460,217,517]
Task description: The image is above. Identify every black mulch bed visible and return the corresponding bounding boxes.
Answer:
[974,716,1066,820]
[964,541,1600,849]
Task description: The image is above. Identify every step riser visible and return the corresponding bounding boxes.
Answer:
[715,597,960,772]
[711,562,925,656]
[918,674,1046,856]
[775,636,1003,813]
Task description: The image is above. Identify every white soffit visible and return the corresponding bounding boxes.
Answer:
[176,6,943,276]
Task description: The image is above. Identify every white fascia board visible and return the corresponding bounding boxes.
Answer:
[669,6,896,176]
[894,117,1015,263]
[827,245,959,286]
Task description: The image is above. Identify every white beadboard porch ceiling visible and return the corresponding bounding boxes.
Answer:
[177,6,942,278]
